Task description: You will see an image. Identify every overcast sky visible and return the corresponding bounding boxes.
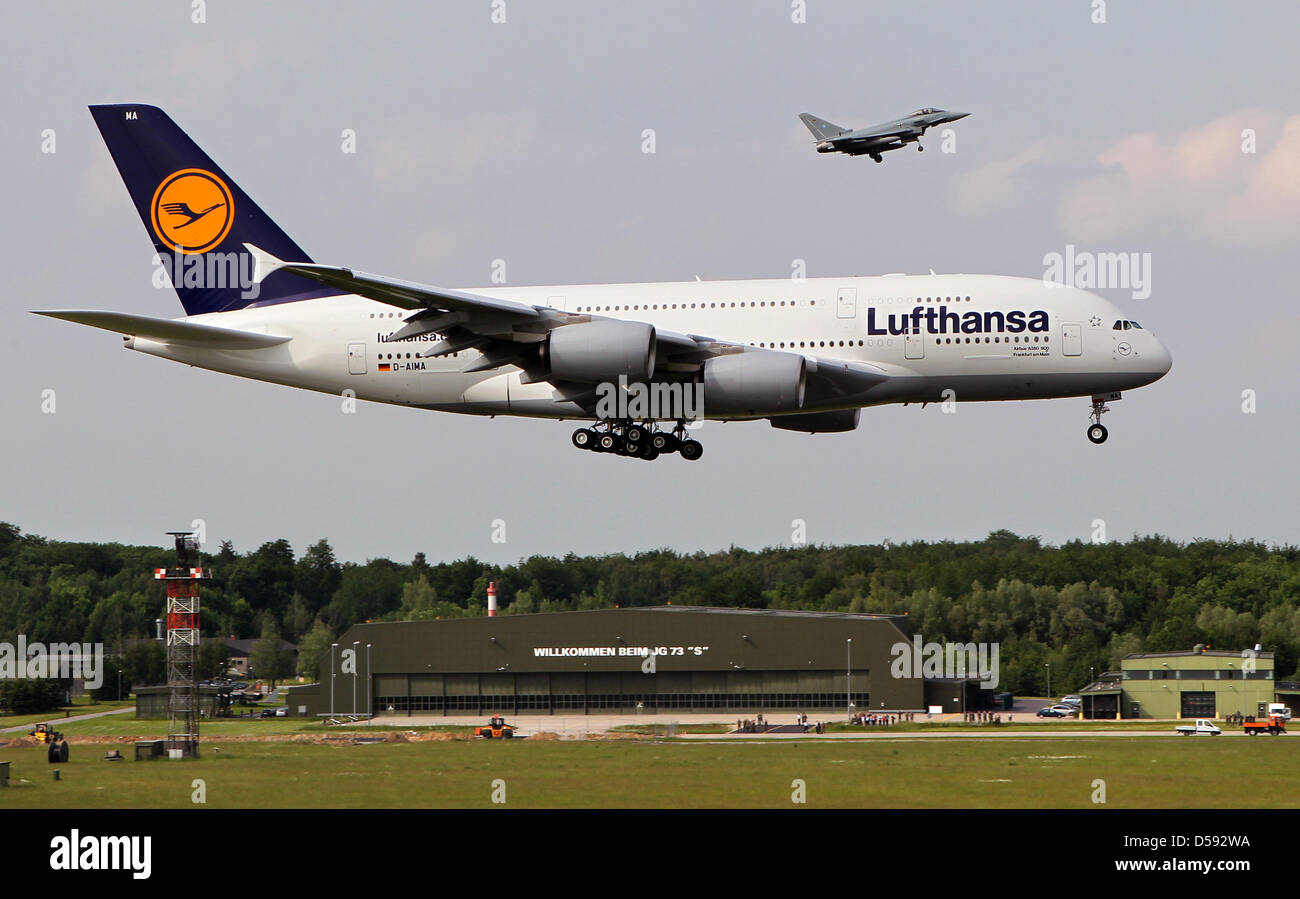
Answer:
[3,1,1297,565]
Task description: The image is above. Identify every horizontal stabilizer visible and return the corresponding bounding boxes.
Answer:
[32,310,291,349]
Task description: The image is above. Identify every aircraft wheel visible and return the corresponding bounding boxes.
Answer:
[679,439,704,461]
[651,432,676,453]
[626,425,647,444]
[639,444,660,461]
[917,145,924,152]
[597,433,617,453]
[871,154,883,163]
[572,428,595,450]
[1087,424,1108,444]
[620,439,640,456]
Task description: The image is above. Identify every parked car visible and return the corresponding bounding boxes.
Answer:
[1036,707,1069,718]
[1060,695,1082,705]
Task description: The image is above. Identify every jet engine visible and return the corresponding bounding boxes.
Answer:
[702,351,806,415]
[545,319,656,383]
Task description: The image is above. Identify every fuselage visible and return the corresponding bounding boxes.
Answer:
[126,272,1171,421]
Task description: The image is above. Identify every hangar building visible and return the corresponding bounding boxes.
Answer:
[285,606,970,717]
[1079,648,1300,719]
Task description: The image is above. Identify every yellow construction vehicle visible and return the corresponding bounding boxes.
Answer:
[30,724,69,763]
[28,723,63,744]
[474,715,515,739]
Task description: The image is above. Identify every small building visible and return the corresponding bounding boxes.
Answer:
[1079,648,1295,719]
[134,685,232,719]
[224,637,298,678]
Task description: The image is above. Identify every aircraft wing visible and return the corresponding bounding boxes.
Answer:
[846,123,915,140]
[246,244,890,410]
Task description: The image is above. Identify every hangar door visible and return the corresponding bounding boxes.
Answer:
[1180,691,1215,719]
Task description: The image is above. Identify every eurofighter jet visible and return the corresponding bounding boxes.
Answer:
[35,105,1169,463]
[799,108,970,162]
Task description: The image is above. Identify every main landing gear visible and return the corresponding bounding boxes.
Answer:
[1087,398,1110,444]
[871,153,883,163]
[571,421,703,462]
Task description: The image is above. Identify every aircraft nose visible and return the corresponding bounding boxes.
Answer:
[947,111,970,121]
[1151,337,1172,377]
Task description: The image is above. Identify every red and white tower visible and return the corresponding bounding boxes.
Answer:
[154,532,210,758]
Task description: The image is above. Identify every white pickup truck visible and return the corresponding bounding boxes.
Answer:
[1175,719,1221,736]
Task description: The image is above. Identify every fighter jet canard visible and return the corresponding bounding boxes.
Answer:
[799,108,970,162]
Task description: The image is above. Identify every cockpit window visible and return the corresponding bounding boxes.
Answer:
[1129,321,1141,329]
[1113,320,1123,330]
[910,108,937,116]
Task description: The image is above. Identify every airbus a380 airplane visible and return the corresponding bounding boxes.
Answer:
[37,105,1171,462]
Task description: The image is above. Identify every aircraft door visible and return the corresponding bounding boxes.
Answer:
[1062,323,1082,356]
[904,328,924,359]
[347,342,367,374]
[837,287,857,319]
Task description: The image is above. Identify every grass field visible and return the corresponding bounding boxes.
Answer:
[2,734,1296,809]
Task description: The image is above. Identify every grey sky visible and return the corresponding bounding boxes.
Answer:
[3,1,1297,564]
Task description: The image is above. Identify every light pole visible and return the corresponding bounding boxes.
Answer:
[846,638,852,719]
[330,643,338,716]
[366,644,372,717]
[1045,662,1051,699]
[352,641,360,714]
[117,669,122,702]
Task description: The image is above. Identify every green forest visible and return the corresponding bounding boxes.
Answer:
[1,521,1298,700]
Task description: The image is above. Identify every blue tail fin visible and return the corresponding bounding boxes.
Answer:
[89,104,342,316]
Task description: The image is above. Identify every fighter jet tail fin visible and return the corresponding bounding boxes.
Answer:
[798,113,850,141]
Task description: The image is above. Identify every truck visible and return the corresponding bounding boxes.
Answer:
[1175,719,1221,736]
[1266,702,1292,721]
[1243,714,1287,736]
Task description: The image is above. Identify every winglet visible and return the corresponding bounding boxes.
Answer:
[244,243,287,284]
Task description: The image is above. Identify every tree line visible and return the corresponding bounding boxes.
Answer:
[1,522,1297,703]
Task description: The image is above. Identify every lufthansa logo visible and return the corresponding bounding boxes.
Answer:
[149,168,234,254]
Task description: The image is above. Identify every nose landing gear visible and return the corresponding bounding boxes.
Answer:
[1087,398,1110,444]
